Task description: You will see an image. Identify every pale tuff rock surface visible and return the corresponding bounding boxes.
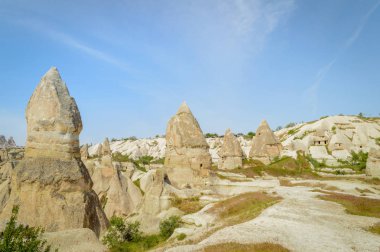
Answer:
[366,148,380,178]
[25,67,82,160]
[132,169,178,233]
[89,158,142,218]
[280,116,380,165]
[0,67,108,237]
[0,136,16,149]
[249,120,282,165]
[164,102,212,188]
[80,144,89,160]
[102,138,111,156]
[44,228,107,252]
[218,129,243,170]
[87,115,380,169]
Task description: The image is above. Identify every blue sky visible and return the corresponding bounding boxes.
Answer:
[0,0,379,145]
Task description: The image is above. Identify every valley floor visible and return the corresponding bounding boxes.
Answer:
[164,178,380,252]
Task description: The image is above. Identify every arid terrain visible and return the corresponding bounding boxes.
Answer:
[0,68,379,252]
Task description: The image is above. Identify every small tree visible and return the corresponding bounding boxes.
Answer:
[0,206,51,252]
[246,132,255,138]
[159,216,181,239]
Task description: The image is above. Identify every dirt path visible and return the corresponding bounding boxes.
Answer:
[167,182,380,252]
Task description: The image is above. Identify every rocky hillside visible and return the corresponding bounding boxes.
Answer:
[88,115,380,164]
[0,135,16,148]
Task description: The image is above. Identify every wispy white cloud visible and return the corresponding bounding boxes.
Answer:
[305,0,380,114]
[8,17,135,73]
[46,29,135,73]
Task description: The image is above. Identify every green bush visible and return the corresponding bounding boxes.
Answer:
[137,156,154,165]
[350,151,368,171]
[246,131,255,138]
[177,233,186,241]
[0,206,51,252]
[285,122,296,128]
[103,215,182,251]
[112,152,131,162]
[205,133,219,138]
[159,216,181,239]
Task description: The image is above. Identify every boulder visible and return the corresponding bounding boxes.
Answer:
[218,129,243,170]
[164,102,212,188]
[44,228,107,252]
[249,120,282,164]
[366,148,380,178]
[0,67,108,237]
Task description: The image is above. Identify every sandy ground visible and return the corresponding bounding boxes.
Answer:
[166,179,380,252]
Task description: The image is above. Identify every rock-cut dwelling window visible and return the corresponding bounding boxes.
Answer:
[200,163,203,168]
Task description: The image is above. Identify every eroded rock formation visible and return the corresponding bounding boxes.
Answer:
[164,102,211,188]
[249,120,282,165]
[366,148,380,178]
[0,67,108,237]
[218,129,243,170]
[81,144,89,160]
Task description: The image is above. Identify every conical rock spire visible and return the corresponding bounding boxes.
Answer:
[25,67,82,160]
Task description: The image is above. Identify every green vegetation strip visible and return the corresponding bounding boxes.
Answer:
[316,191,380,218]
[171,196,203,214]
[103,215,181,252]
[202,242,289,252]
[236,154,319,179]
[207,192,282,225]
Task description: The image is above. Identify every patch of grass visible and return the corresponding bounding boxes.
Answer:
[151,157,165,165]
[368,222,380,235]
[103,216,181,252]
[202,242,290,252]
[177,233,186,241]
[375,137,380,146]
[294,130,315,140]
[288,128,299,135]
[360,177,380,185]
[171,196,203,214]
[207,192,282,225]
[317,191,380,218]
[265,155,319,179]
[235,154,319,179]
[216,173,246,182]
[279,179,339,191]
[355,187,374,194]
[133,179,144,195]
[112,152,131,162]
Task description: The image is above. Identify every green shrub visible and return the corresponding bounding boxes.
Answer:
[246,132,255,138]
[177,233,186,241]
[285,122,296,128]
[0,206,51,252]
[288,129,299,135]
[159,216,181,239]
[138,156,154,165]
[103,217,142,248]
[350,151,368,171]
[103,215,182,251]
[205,133,219,138]
[112,152,131,162]
[151,157,165,164]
